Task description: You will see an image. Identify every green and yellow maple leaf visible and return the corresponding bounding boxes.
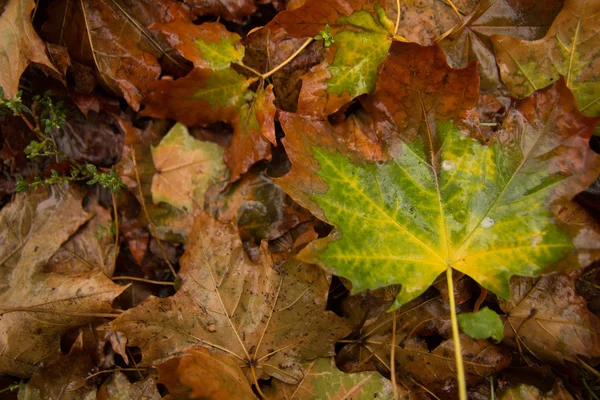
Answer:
[151,123,226,212]
[491,0,600,116]
[276,75,600,308]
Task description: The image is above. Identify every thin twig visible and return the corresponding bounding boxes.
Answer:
[394,0,401,35]
[130,147,177,278]
[85,368,147,380]
[262,38,313,79]
[391,309,399,400]
[111,276,175,286]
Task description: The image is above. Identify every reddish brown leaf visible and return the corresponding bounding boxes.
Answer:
[361,42,480,153]
[184,0,258,23]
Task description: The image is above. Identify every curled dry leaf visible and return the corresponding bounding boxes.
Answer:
[151,122,226,212]
[156,348,256,400]
[277,68,600,308]
[492,0,600,117]
[499,274,600,365]
[0,0,59,98]
[109,212,351,384]
[19,333,97,400]
[0,185,126,377]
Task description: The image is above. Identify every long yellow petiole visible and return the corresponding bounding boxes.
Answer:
[447,266,467,400]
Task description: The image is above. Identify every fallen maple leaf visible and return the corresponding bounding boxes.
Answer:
[151,122,226,212]
[0,0,59,98]
[157,348,256,399]
[109,212,351,384]
[492,0,600,116]
[277,72,600,308]
[499,274,600,365]
[0,186,126,377]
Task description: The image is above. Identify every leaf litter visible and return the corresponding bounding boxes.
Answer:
[0,0,600,398]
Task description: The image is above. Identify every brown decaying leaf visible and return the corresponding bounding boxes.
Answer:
[270,0,366,38]
[97,371,161,400]
[109,212,351,384]
[500,273,600,365]
[393,335,511,397]
[0,185,126,377]
[42,0,190,110]
[184,0,258,23]
[390,0,479,46]
[437,0,563,89]
[0,0,59,98]
[19,333,97,399]
[157,348,257,399]
[361,42,480,154]
[45,195,116,276]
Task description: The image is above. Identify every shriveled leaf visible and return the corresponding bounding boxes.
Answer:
[151,122,226,212]
[499,273,600,364]
[156,348,256,400]
[492,0,600,116]
[97,371,161,400]
[394,335,511,396]
[438,0,563,89]
[19,334,97,399]
[458,307,504,342]
[265,358,404,399]
[153,20,244,70]
[109,212,351,384]
[0,0,58,98]
[0,186,125,377]
[361,42,480,152]
[277,76,600,307]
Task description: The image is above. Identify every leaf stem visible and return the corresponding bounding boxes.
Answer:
[110,192,119,276]
[261,38,313,79]
[447,266,467,400]
[250,364,266,399]
[394,0,401,35]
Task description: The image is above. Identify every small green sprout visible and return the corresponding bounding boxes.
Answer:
[315,24,334,47]
[86,166,128,193]
[33,90,67,133]
[0,88,31,116]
